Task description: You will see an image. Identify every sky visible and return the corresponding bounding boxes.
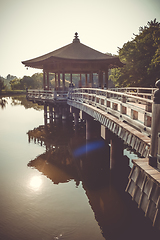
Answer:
[0,0,160,78]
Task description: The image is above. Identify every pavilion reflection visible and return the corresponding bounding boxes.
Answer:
[27,121,132,240]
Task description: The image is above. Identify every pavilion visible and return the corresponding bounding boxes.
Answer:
[22,32,124,90]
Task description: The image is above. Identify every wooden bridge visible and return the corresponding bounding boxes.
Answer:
[26,86,160,229]
[27,87,155,157]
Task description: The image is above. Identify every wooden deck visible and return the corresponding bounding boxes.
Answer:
[126,158,160,229]
[132,158,160,183]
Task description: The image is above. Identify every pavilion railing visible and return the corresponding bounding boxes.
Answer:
[26,89,68,102]
[68,87,154,136]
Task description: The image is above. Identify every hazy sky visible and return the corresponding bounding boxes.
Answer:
[0,0,160,78]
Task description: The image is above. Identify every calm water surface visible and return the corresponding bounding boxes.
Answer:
[0,96,159,240]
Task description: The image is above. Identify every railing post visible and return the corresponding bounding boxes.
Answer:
[149,80,160,167]
[120,95,127,114]
[54,90,57,100]
[157,133,160,169]
[144,113,151,127]
[131,109,138,120]
[144,101,152,127]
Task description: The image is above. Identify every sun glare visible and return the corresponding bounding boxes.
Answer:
[29,175,42,191]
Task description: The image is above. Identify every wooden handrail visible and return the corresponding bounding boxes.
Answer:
[26,87,154,136]
[68,88,153,135]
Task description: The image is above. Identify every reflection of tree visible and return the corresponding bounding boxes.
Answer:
[11,95,43,110]
[28,152,80,185]
[27,121,74,147]
[27,121,80,185]
[0,98,8,109]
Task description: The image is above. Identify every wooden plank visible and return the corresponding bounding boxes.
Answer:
[145,169,160,175]
[133,158,160,184]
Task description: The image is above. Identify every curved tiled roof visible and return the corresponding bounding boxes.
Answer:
[22,33,124,71]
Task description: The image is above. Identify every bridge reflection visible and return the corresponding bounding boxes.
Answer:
[27,120,138,239]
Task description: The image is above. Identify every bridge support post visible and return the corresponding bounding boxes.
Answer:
[86,116,94,141]
[54,106,61,119]
[62,106,69,120]
[110,134,124,170]
[149,80,160,167]
[49,104,53,123]
[101,125,110,169]
[70,107,80,127]
[79,111,95,141]
[44,103,48,125]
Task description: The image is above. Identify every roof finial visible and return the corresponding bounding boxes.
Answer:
[73,32,80,43]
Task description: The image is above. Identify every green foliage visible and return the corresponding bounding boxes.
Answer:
[10,73,43,90]
[31,73,43,88]
[10,78,22,90]
[0,77,5,93]
[111,19,160,87]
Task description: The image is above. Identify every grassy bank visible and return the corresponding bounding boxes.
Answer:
[0,90,26,96]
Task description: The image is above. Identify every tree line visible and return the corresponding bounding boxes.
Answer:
[110,19,160,87]
[0,73,100,92]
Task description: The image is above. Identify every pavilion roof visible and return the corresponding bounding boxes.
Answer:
[22,32,124,72]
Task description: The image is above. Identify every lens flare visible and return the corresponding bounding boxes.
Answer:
[73,140,105,157]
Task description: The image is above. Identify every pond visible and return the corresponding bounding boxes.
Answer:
[0,96,159,240]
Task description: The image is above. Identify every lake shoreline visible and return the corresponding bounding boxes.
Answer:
[0,90,26,96]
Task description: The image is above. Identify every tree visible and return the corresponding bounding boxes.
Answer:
[111,19,160,87]
[31,73,43,89]
[0,77,5,93]
[10,78,21,90]
[10,74,42,90]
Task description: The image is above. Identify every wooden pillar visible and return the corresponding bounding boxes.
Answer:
[105,69,108,89]
[149,80,160,167]
[89,72,93,87]
[47,71,49,90]
[58,73,60,90]
[55,73,57,89]
[62,72,65,90]
[79,74,82,88]
[98,70,103,88]
[70,73,72,84]
[85,74,87,87]
[43,70,46,90]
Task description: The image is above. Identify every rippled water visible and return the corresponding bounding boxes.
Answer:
[0,96,159,240]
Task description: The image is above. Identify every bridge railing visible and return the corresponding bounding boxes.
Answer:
[26,89,68,101]
[109,87,156,100]
[68,87,153,136]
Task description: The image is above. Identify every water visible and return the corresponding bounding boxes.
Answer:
[0,96,159,240]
